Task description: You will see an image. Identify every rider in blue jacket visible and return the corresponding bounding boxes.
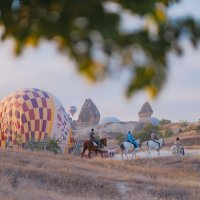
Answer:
[127,131,138,150]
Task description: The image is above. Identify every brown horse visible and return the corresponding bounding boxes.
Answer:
[81,138,107,158]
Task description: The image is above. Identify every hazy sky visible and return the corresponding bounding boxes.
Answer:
[0,0,200,123]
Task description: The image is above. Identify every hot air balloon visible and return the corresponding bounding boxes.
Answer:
[68,106,77,117]
[0,88,71,152]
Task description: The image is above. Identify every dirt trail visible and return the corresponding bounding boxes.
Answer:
[114,148,200,160]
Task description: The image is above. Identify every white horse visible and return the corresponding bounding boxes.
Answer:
[142,138,165,158]
[171,145,184,158]
[120,139,141,160]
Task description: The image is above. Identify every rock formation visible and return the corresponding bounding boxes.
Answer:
[134,101,159,132]
[77,98,100,127]
[138,101,153,118]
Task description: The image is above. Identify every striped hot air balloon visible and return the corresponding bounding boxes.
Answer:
[0,88,71,152]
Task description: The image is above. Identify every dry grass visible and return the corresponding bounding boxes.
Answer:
[164,129,200,149]
[0,149,200,200]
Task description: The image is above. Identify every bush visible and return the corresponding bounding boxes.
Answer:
[134,125,161,142]
[25,137,61,154]
[179,120,188,128]
[26,140,44,151]
[178,128,183,133]
[196,125,200,133]
[46,137,62,154]
[159,119,171,125]
[164,130,173,138]
[116,132,125,145]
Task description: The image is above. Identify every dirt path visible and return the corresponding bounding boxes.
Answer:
[114,148,200,160]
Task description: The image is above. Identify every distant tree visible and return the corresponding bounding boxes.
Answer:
[0,0,200,97]
[25,137,61,153]
[179,120,188,128]
[164,129,173,138]
[116,132,125,145]
[159,119,172,124]
[178,128,183,133]
[196,125,200,133]
[135,124,161,142]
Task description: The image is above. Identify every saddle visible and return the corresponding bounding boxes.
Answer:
[92,141,98,147]
[152,140,160,148]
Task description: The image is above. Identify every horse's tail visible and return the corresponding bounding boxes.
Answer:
[120,143,125,150]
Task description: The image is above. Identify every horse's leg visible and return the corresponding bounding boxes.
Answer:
[88,151,91,158]
[131,148,135,159]
[147,148,149,158]
[148,149,151,158]
[125,152,129,160]
[158,150,160,157]
[81,146,87,158]
[99,150,103,157]
[131,145,137,159]
[121,148,124,160]
[95,148,98,156]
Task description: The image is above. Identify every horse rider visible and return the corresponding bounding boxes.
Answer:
[126,131,139,150]
[89,128,99,147]
[151,131,160,148]
[174,137,184,155]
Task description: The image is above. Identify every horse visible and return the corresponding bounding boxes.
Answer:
[171,145,185,158]
[81,138,107,158]
[120,139,141,160]
[142,138,165,158]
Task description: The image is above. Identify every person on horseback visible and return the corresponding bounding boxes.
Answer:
[89,128,99,147]
[151,131,160,148]
[126,131,138,150]
[174,137,184,155]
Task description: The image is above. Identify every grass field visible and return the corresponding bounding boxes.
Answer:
[0,149,200,200]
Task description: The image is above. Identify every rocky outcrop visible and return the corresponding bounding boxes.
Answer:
[73,121,137,140]
[77,98,100,127]
[134,101,159,132]
[138,101,153,118]
[98,121,137,137]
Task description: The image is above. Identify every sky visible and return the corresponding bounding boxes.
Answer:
[0,0,200,123]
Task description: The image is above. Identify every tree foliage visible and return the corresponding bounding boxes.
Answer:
[159,118,171,124]
[116,132,126,145]
[25,137,61,154]
[0,0,200,97]
[134,124,161,142]
[163,129,173,138]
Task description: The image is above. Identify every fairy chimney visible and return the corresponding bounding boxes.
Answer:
[77,98,100,126]
[138,101,153,119]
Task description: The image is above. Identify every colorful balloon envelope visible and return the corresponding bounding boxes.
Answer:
[0,88,71,152]
[68,106,77,116]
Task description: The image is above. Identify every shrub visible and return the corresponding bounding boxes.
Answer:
[164,130,173,138]
[196,125,200,133]
[178,128,183,133]
[115,132,125,145]
[159,119,171,125]
[134,124,161,142]
[25,137,61,154]
[45,137,62,154]
[179,120,188,128]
